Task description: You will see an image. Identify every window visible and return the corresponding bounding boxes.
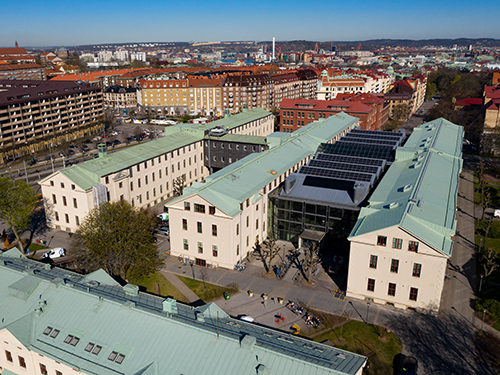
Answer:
[212,245,218,257]
[60,182,64,188]
[408,241,419,252]
[412,263,422,278]
[236,244,239,256]
[392,238,402,249]
[194,204,205,213]
[198,242,203,254]
[209,206,216,215]
[377,235,387,246]
[137,164,140,172]
[40,363,48,375]
[65,214,69,224]
[246,216,249,227]
[183,219,188,230]
[183,239,189,250]
[409,287,418,301]
[92,345,102,355]
[130,181,134,191]
[19,355,27,368]
[390,259,399,273]
[73,198,78,208]
[144,161,148,169]
[62,196,67,206]
[212,224,217,236]
[105,176,109,184]
[367,278,375,292]
[145,175,148,185]
[236,224,239,235]
[246,236,249,247]
[50,180,54,186]
[56,371,63,375]
[75,216,80,226]
[52,194,57,204]
[388,283,396,296]
[369,255,377,269]
[108,351,118,361]
[5,350,12,362]
[184,202,190,211]
[50,329,60,338]
[85,343,95,352]
[197,221,202,233]
[138,178,141,188]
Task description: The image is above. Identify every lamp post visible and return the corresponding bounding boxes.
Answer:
[366,302,370,324]
[480,237,483,252]
[479,274,484,294]
[481,308,487,332]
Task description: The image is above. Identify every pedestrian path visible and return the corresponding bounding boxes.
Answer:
[160,269,200,303]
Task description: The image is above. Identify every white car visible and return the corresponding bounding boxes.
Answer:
[154,227,170,236]
[42,247,66,259]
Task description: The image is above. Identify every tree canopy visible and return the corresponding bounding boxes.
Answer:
[0,176,38,252]
[76,200,161,280]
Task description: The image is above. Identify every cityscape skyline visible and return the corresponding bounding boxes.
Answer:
[2,0,500,47]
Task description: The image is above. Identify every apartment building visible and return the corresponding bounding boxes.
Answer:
[484,84,500,129]
[38,109,273,232]
[222,74,274,113]
[384,75,427,120]
[0,80,103,161]
[167,113,359,269]
[270,73,300,109]
[0,249,367,375]
[317,69,392,100]
[103,86,138,108]
[139,77,223,116]
[0,47,36,64]
[347,118,463,313]
[0,63,46,80]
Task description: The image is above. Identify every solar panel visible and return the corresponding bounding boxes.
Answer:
[351,128,405,139]
[344,132,404,143]
[317,142,395,162]
[337,138,398,148]
[309,159,380,175]
[316,153,385,167]
[299,166,374,183]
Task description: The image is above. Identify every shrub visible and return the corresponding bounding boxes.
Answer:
[476,298,500,320]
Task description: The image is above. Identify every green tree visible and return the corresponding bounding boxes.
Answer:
[76,200,161,280]
[0,177,38,253]
[391,103,411,121]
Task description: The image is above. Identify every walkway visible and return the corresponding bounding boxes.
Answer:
[160,270,201,303]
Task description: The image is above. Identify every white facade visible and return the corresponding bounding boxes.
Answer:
[348,225,448,313]
[0,329,85,375]
[130,52,146,62]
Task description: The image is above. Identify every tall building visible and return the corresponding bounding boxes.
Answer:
[0,63,46,80]
[0,248,367,375]
[0,80,103,162]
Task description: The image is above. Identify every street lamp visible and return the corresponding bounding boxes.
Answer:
[480,237,483,252]
[366,302,371,324]
[479,274,484,294]
[481,308,487,332]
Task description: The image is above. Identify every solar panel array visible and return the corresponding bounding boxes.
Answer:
[318,142,395,162]
[336,138,398,148]
[344,132,404,146]
[316,153,386,167]
[309,159,380,176]
[299,166,374,184]
[350,128,405,139]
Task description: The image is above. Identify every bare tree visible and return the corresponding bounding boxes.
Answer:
[481,190,492,221]
[260,235,280,274]
[482,248,499,278]
[303,241,320,283]
[173,175,186,197]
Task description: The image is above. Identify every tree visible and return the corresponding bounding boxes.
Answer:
[260,235,280,274]
[134,126,143,142]
[0,177,38,253]
[303,241,320,283]
[173,175,186,197]
[76,200,161,280]
[392,103,411,121]
[481,247,499,279]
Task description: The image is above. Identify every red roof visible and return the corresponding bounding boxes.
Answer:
[455,98,482,107]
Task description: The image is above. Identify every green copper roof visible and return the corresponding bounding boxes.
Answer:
[349,118,463,257]
[39,109,272,191]
[0,251,367,375]
[173,113,359,217]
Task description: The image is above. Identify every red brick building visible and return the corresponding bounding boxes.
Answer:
[280,95,388,132]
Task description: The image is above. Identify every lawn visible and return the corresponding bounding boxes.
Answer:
[312,320,402,375]
[177,275,238,302]
[130,272,189,303]
[27,243,48,253]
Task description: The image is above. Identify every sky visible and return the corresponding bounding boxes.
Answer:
[2,0,500,47]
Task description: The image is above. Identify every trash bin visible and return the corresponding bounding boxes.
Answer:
[224,292,230,300]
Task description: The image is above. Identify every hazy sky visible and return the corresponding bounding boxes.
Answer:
[2,0,499,47]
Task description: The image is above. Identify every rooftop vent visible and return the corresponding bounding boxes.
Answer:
[403,184,412,192]
[122,284,139,296]
[240,335,256,351]
[414,161,422,168]
[389,202,399,209]
[97,143,107,158]
[163,298,178,314]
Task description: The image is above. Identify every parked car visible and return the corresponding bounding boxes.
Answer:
[69,144,78,149]
[105,141,113,147]
[42,247,66,259]
[113,139,121,145]
[158,212,169,222]
[154,227,170,236]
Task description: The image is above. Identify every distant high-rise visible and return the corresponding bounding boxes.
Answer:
[15,40,18,48]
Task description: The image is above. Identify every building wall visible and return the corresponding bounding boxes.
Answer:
[0,329,85,375]
[348,226,448,313]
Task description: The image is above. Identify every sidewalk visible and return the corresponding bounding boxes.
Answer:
[160,270,201,303]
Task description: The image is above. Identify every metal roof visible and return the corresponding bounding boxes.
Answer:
[0,251,367,375]
[172,113,359,217]
[349,118,463,257]
[39,109,272,191]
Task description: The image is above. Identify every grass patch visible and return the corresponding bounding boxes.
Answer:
[27,243,48,252]
[130,272,189,304]
[312,320,401,375]
[177,275,238,302]
[493,320,500,332]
